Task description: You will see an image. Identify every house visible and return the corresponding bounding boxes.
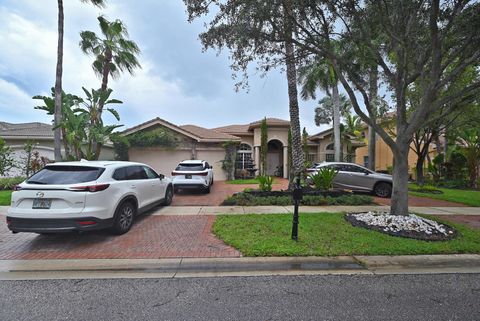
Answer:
[123,117,365,180]
[0,121,114,177]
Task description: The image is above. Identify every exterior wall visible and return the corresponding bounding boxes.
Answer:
[313,135,350,163]
[355,130,431,173]
[253,128,289,147]
[1,138,114,177]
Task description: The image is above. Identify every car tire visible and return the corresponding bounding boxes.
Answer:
[162,186,173,206]
[111,201,136,235]
[374,182,392,198]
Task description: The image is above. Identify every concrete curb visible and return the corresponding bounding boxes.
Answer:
[0,254,479,280]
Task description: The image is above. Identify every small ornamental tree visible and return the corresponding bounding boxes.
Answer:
[0,138,16,177]
[260,117,268,176]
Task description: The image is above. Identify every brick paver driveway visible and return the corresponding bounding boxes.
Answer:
[171,179,289,206]
[0,214,240,260]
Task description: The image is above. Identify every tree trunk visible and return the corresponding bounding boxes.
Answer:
[390,143,410,216]
[416,154,426,186]
[61,128,70,160]
[53,0,64,162]
[332,83,341,162]
[367,66,378,170]
[284,1,304,189]
[368,126,376,170]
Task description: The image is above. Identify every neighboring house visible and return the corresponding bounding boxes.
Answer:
[355,125,439,173]
[0,121,114,177]
[123,117,365,180]
[308,128,365,164]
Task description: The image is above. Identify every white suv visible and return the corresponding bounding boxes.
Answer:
[6,161,173,235]
[171,160,214,193]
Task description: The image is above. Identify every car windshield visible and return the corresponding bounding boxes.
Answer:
[175,163,204,171]
[26,166,105,185]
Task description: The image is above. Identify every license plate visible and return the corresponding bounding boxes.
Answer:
[32,198,52,209]
[185,174,192,179]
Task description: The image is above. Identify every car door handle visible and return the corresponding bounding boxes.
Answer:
[130,185,137,189]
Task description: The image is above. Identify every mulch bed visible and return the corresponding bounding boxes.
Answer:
[242,188,351,198]
[345,212,458,241]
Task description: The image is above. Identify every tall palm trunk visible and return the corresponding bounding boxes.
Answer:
[332,83,341,162]
[284,1,304,189]
[53,0,64,162]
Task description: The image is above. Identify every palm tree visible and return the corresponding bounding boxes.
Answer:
[54,0,106,161]
[79,16,141,116]
[284,0,304,188]
[341,112,363,162]
[298,58,342,162]
[33,89,83,160]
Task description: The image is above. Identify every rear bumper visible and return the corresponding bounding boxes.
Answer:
[6,216,114,233]
[173,183,208,190]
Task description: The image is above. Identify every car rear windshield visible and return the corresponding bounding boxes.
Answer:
[26,166,105,185]
[175,163,204,171]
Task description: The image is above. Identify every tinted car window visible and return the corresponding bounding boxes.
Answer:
[127,166,148,180]
[144,166,159,179]
[27,166,104,185]
[175,163,204,171]
[112,167,128,181]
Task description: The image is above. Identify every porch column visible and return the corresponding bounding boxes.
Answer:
[254,146,260,176]
[283,146,288,179]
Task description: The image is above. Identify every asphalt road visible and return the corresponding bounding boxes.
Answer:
[1,274,479,321]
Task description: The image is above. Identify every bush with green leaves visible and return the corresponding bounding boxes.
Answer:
[309,167,338,190]
[258,175,273,192]
[223,193,373,206]
[0,177,25,190]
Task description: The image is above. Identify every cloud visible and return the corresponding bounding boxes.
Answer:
[0,0,324,135]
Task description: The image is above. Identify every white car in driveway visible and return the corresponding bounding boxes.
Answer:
[6,161,173,235]
[171,160,214,193]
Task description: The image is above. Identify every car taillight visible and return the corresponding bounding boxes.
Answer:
[13,185,22,191]
[78,220,97,226]
[171,172,178,176]
[70,184,110,192]
[197,172,208,176]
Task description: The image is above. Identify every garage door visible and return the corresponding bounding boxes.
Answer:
[197,150,227,181]
[129,148,192,178]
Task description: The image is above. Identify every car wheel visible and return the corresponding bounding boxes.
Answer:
[111,201,136,235]
[374,182,392,198]
[162,186,173,206]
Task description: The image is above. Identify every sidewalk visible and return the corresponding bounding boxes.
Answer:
[3,205,480,216]
[1,254,479,280]
[151,205,480,216]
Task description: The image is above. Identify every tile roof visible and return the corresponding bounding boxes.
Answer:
[180,125,240,141]
[248,117,290,130]
[212,124,251,135]
[0,122,53,138]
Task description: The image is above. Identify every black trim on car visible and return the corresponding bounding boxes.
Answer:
[6,216,114,233]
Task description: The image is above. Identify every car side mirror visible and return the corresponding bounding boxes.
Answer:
[210,166,213,169]
[159,174,165,180]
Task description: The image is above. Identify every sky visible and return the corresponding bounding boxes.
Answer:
[0,0,326,135]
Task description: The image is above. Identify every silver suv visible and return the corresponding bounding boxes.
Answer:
[307,162,393,197]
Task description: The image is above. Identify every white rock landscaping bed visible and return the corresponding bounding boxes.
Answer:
[345,212,457,241]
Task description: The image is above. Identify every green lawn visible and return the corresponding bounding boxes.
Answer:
[409,187,480,207]
[226,178,279,184]
[0,190,12,206]
[213,213,480,256]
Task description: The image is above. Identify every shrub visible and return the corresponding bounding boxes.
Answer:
[0,177,25,190]
[222,192,374,206]
[258,175,273,192]
[309,167,338,190]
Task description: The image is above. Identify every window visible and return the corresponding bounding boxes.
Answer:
[325,154,335,162]
[307,154,316,162]
[127,166,148,180]
[27,166,105,185]
[143,166,159,179]
[113,167,128,181]
[326,143,334,150]
[363,156,369,168]
[236,143,253,170]
[176,163,204,171]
